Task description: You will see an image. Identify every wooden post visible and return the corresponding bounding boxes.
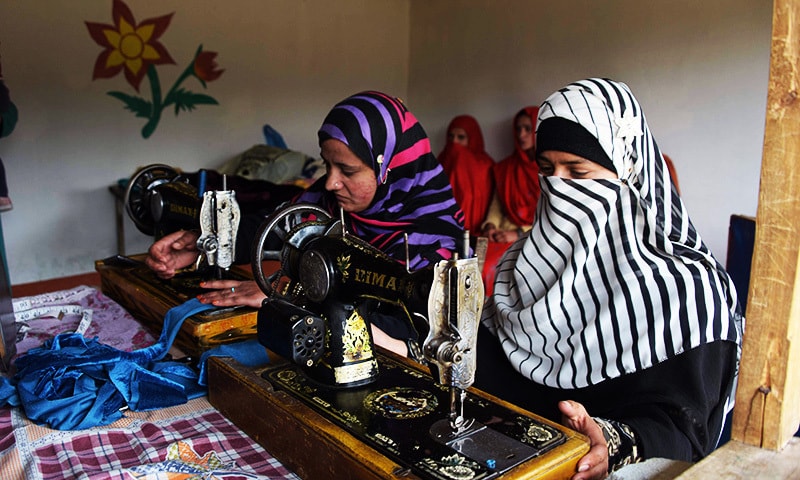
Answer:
[731,0,800,450]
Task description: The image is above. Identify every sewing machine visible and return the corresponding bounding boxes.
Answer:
[123,163,242,279]
[96,164,256,357]
[206,203,589,479]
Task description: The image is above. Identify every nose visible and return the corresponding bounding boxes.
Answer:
[325,172,341,191]
[552,165,571,179]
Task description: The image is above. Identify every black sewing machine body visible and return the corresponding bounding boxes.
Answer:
[258,232,433,388]
[122,163,301,284]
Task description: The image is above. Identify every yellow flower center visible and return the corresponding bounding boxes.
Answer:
[120,33,144,60]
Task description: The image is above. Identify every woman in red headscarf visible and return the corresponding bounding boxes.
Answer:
[480,107,541,296]
[437,115,495,234]
[481,106,541,243]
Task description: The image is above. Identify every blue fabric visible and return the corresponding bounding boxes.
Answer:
[262,124,287,149]
[197,338,269,386]
[0,299,215,430]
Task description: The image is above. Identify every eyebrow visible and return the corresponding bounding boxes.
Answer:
[561,158,588,165]
[537,155,585,164]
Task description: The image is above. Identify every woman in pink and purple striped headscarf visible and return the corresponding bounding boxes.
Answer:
[297,90,465,269]
[147,91,465,354]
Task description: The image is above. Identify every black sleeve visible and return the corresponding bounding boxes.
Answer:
[613,341,738,461]
[474,324,739,463]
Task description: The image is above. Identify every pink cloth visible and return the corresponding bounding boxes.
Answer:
[11,286,156,361]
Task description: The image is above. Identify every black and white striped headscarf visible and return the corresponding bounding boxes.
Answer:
[483,78,742,389]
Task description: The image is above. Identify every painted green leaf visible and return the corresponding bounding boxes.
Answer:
[172,88,219,115]
[107,91,152,119]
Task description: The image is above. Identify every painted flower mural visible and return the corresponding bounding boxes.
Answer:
[86,0,224,138]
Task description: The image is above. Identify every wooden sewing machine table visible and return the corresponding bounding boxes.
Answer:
[95,254,261,358]
[207,350,589,480]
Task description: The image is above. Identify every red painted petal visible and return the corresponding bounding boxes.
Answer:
[147,42,176,66]
[112,0,136,29]
[123,63,147,92]
[194,51,224,82]
[85,21,115,48]
[139,12,174,40]
[207,68,224,82]
[92,50,123,80]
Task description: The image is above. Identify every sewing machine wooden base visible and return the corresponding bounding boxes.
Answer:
[95,254,260,358]
[207,352,589,480]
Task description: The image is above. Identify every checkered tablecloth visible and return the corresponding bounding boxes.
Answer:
[0,397,298,479]
[0,286,299,480]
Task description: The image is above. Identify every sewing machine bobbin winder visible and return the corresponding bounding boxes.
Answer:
[208,203,589,480]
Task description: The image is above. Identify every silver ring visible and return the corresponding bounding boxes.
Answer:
[230,287,235,293]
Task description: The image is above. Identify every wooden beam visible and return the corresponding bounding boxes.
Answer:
[731,0,800,450]
[676,438,800,479]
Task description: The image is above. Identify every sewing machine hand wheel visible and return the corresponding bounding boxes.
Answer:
[124,163,181,235]
[251,203,333,296]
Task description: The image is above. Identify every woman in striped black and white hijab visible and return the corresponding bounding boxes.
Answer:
[476,78,742,479]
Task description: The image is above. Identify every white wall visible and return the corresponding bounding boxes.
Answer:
[0,0,773,284]
[0,0,410,284]
[409,0,772,263]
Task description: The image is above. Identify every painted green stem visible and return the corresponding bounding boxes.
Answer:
[140,46,202,138]
[141,65,163,139]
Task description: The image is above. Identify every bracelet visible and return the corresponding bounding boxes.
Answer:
[406,338,424,363]
[593,416,641,472]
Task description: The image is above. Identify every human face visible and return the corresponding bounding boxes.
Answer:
[321,139,378,213]
[515,114,534,152]
[447,127,469,147]
[536,150,617,180]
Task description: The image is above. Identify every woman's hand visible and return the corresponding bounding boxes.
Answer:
[370,324,409,357]
[481,223,497,238]
[559,400,609,480]
[196,279,267,308]
[491,229,520,243]
[145,230,201,279]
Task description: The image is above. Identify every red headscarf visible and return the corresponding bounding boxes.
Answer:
[662,154,681,194]
[437,115,494,233]
[492,106,541,227]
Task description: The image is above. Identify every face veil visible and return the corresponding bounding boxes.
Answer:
[483,78,742,389]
